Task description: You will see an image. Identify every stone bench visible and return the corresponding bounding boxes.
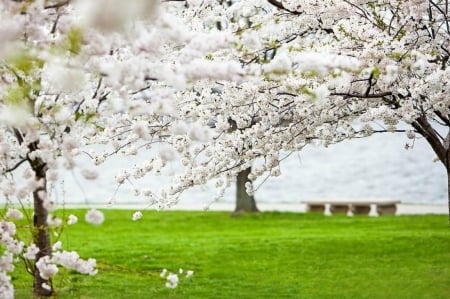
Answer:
[303,199,401,216]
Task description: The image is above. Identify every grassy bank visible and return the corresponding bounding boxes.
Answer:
[11,210,450,298]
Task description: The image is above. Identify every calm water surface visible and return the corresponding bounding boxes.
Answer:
[54,131,446,207]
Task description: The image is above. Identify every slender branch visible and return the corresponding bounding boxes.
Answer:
[44,0,70,9]
[92,78,103,99]
[13,128,24,145]
[4,158,28,173]
[435,110,450,127]
[266,0,302,15]
[412,115,446,163]
[331,92,393,99]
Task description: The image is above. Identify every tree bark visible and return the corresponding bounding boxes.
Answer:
[233,167,259,215]
[447,169,450,227]
[447,145,450,227]
[31,157,53,297]
[412,117,450,226]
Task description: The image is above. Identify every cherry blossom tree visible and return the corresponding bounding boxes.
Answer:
[172,0,449,220]
[252,0,450,217]
[1,0,449,297]
[0,0,242,296]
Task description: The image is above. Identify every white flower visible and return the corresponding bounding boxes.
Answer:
[85,209,104,225]
[186,270,194,278]
[160,268,167,278]
[165,273,179,289]
[159,145,177,161]
[52,241,62,251]
[0,252,14,272]
[406,130,416,139]
[43,195,57,212]
[78,258,98,276]
[314,84,330,104]
[0,104,33,128]
[41,283,52,292]
[52,251,97,275]
[81,169,99,180]
[263,52,292,74]
[24,244,40,260]
[67,214,78,225]
[132,211,142,221]
[36,256,58,280]
[5,208,23,220]
[47,216,62,227]
[132,121,149,138]
[74,0,158,32]
[0,221,16,236]
[0,272,14,299]
[6,240,24,254]
[44,64,86,93]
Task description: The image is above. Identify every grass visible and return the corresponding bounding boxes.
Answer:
[9,210,450,299]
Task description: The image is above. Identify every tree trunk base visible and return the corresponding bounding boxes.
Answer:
[233,167,259,216]
[231,207,260,217]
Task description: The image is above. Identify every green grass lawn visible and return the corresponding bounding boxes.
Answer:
[10,210,450,299]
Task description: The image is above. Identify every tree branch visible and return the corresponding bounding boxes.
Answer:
[331,92,393,99]
[4,158,28,173]
[266,0,302,15]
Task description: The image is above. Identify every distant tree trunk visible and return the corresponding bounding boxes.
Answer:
[233,167,259,215]
[31,156,53,297]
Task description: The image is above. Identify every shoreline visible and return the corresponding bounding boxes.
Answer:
[59,202,448,215]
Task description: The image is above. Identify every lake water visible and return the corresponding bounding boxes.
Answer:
[53,130,446,208]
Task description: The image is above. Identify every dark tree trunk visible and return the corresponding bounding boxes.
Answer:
[31,157,53,297]
[233,167,259,215]
[448,170,450,225]
[412,116,450,226]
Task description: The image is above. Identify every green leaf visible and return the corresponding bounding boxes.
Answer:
[67,27,83,55]
[372,66,380,79]
[8,51,44,75]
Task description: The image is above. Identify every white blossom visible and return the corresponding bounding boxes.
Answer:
[165,273,179,289]
[36,256,58,280]
[67,214,78,225]
[47,216,62,227]
[41,283,51,292]
[5,209,22,220]
[52,241,62,251]
[0,252,14,272]
[24,244,40,260]
[52,251,98,276]
[132,211,143,221]
[85,209,104,225]
[0,272,14,299]
[81,169,99,180]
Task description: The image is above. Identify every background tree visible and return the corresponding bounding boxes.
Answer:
[171,0,449,222]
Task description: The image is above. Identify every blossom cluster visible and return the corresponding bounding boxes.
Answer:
[0,207,101,297]
[160,268,194,289]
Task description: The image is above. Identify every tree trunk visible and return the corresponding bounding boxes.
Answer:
[31,158,53,297]
[448,170,450,226]
[233,167,259,215]
[412,117,449,226]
